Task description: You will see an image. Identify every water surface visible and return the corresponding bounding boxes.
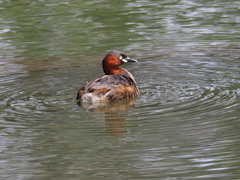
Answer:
[0,0,240,179]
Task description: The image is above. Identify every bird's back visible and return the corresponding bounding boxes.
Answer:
[77,73,139,103]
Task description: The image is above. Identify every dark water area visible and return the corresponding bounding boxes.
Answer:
[0,0,240,179]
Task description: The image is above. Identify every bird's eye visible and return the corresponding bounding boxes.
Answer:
[121,54,127,59]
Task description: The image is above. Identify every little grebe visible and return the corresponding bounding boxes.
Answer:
[76,51,139,103]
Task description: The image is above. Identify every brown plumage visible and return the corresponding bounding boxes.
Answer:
[76,51,139,103]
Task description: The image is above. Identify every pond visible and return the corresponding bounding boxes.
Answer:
[0,0,239,179]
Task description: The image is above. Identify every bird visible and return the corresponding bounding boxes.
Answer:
[76,50,139,104]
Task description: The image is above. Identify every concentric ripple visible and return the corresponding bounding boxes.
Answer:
[0,50,239,179]
[134,53,239,121]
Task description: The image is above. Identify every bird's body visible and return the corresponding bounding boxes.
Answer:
[76,51,139,103]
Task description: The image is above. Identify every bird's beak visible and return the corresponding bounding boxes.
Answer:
[122,57,138,63]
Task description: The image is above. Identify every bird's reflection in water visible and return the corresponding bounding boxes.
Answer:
[78,98,137,137]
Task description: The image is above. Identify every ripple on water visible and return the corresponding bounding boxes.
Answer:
[0,50,239,179]
[0,68,79,125]
[134,54,239,121]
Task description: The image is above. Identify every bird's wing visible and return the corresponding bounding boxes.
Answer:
[84,75,135,92]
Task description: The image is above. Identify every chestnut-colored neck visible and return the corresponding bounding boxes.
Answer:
[103,67,124,75]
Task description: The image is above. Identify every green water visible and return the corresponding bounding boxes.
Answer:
[0,0,239,179]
